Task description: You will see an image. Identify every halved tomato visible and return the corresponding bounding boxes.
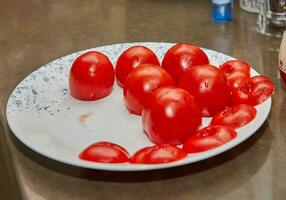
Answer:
[231,75,275,106]
[129,144,187,164]
[115,46,160,87]
[79,141,129,163]
[219,60,251,88]
[183,125,237,153]
[211,104,257,129]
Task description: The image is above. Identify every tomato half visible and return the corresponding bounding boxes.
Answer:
[211,104,257,129]
[183,125,237,153]
[179,64,231,117]
[231,75,275,106]
[79,141,129,163]
[142,87,202,145]
[115,46,160,87]
[69,51,115,101]
[129,144,187,164]
[219,60,251,88]
[162,43,209,83]
[123,64,175,115]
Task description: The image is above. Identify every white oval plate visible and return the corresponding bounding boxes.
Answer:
[6,42,271,171]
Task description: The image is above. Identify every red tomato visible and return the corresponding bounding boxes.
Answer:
[211,104,257,129]
[79,141,129,163]
[69,51,115,101]
[115,46,160,87]
[179,65,231,117]
[129,144,187,164]
[162,43,209,83]
[219,60,251,88]
[183,125,237,153]
[231,75,275,106]
[123,64,175,115]
[142,87,202,145]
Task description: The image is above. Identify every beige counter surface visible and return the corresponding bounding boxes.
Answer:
[1,0,286,199]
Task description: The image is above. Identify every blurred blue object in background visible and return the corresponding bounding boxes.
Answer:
[212,0,233,23]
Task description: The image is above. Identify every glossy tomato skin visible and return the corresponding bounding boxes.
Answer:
[129,144,187,164]
[219,60,251,88]
[115,46,160,87]
[211,104,257,129]
[162,43,209,83]
[123,64,175,115]
[179,65,231,117]
[79,141,129,163]
[69,51,115,101]
[142,87,202,145]
[231,75,275,106]
[183,125,237,153]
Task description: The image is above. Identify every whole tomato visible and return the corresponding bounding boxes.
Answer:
[211,104,257,129]
[129,144,187,164]
[123,64,175,115]
[79,141,129,163]
[69,51,114,101]
[183,125,237,153]
[162,43,209,83]
[179,64,231,117]
[219,60,251,88]
[115,46,160,87]
[231,75,275,106]
[142,87,202,145]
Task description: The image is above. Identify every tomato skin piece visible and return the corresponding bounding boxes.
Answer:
[129,144,187,164]
[183,125,237,153]
[142,87,202,145]
[115,46,160,87]
[219,60,251,89]
[231,75,275,106]
[69,51,115,101]
[211,104,257,129]
[179,64,231,117]
[162,43,209,83]
[79,141,129,163]
[123,64,176,115]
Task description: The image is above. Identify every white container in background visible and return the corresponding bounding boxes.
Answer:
[240,0,260,13]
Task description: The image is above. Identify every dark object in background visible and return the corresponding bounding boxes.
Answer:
[270,0,286,13]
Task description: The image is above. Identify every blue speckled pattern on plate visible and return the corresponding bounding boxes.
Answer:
[6,42,271,171]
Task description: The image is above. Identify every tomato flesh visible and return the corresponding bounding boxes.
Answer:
[79,141,129,163]
[142,87,202,145]
[162,43,209,83]
[211,104,257,129]
[115,46,160,87]
[179,64,231,117]
[183,125,237,153]
[69,51,115,101]
[130,144,187,164]
[219,60,251,88]
[231,75,275,106]
[123,64,175,115]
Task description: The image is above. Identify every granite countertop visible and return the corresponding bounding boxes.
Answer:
[1,0,286,199]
